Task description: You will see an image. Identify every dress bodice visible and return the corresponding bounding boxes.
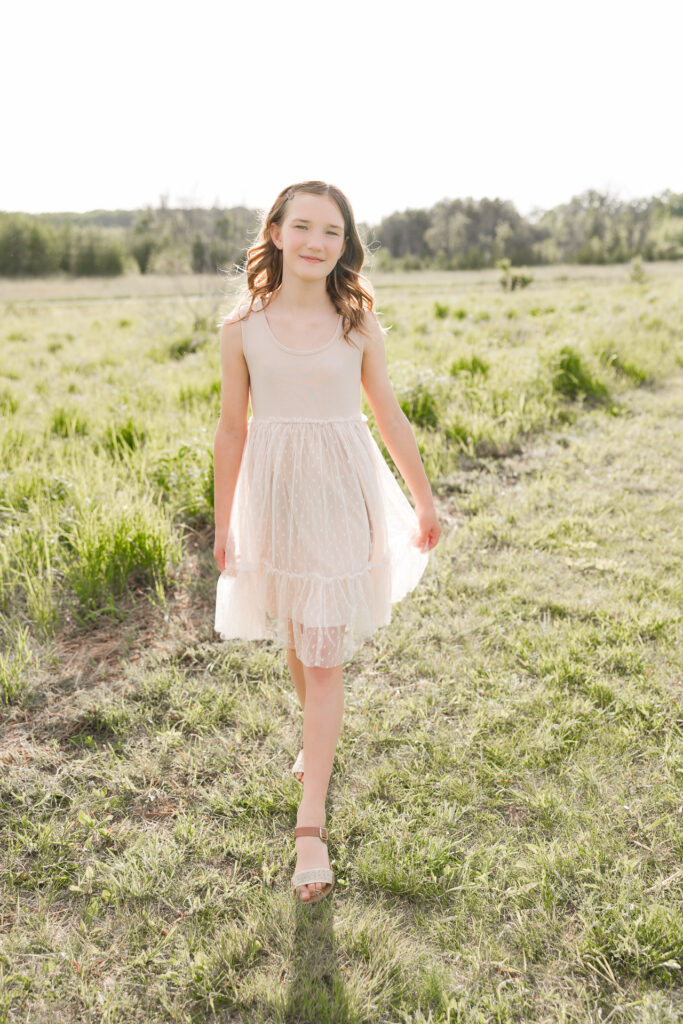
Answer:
[239,299,365,421]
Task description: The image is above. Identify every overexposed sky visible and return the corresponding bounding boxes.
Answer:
[4,0,681,225]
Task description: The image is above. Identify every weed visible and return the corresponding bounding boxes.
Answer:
[397,374,441,429]
[169,335,208,359]
[600,349,649,385]
[449,356,490,378]
[51,407,90,438]
[551,345,610,402]
[0,625,32,704]
[0,387,18,415]
[101,417,148,456]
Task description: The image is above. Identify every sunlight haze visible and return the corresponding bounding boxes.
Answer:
[4,0,681,223]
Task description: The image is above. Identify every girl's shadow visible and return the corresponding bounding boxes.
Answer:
[284,898,353,1023]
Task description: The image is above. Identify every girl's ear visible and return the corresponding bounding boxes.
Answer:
[270,224,282,250]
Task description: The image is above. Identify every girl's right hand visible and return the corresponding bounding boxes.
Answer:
[414,503,442,553]
[214,528,238,575]
[214,529,228,573]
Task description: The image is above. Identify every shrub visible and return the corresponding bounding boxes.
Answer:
[497,258,534,290]
[551,346,610,402]
[629,253,647,284]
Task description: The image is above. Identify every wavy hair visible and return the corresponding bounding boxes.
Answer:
[218,181,377,348]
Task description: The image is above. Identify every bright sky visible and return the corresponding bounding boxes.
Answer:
[4,0,681,225]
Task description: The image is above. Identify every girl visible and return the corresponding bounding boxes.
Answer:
[213,181,441,905]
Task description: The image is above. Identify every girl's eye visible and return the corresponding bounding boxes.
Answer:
[293,225,339,236]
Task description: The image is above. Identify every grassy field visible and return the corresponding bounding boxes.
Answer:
[0,264,681,1022]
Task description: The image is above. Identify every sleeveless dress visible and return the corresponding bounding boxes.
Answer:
[214,298,429,668]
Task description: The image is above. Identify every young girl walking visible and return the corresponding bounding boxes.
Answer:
[213,181,441,905]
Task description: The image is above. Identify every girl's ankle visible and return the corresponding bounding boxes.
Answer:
[296,804,326,826]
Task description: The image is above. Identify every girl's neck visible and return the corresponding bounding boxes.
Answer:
[269,280,336,316]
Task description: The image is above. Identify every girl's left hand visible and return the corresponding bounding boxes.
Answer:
[414,504,442,553]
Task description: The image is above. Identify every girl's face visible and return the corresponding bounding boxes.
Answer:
[271,193,346,278]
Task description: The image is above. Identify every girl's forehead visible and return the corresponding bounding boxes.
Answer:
[287,194,344,227]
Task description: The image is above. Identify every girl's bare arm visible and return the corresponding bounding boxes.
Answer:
[213,316,250,567]
[361,311,434,511]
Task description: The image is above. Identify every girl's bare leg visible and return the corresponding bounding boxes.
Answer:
[286,645,306,782]
[294,660,344,901]
[286,645,307,712]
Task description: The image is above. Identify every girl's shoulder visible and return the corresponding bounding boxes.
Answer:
[355,307,388,349]
[217,295,264,329]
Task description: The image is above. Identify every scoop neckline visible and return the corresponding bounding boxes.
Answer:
[261,306,342,355]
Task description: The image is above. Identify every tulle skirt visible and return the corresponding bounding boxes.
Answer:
[214,414,429,667]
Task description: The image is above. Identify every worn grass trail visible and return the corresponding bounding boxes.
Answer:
[2,345,682,1021]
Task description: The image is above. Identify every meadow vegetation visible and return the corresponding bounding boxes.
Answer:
[0,263,681,1022]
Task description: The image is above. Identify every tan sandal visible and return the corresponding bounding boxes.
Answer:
[290,748,304,783]
[291,825,335,904]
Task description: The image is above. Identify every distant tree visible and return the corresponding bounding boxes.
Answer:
[0,214,60,275]
[646,190,683,260]
[533,189,657,264]
[72,230,125,276]
[422,197,539,269]
[131,237,156,274]
[130,207,158,273]
[1,187,679,278]
[375,208,431,257]
[192,235,209,273]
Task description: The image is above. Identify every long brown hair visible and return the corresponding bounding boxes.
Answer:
[219,181,376,347]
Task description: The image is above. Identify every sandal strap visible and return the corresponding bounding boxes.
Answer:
[294,825,328,841]
[292,868,334,886]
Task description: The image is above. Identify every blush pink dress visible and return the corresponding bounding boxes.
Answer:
[214,297,429,668]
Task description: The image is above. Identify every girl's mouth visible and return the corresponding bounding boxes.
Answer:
[301,256,323,263]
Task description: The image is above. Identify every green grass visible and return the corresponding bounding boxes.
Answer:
[0,265,681,1022]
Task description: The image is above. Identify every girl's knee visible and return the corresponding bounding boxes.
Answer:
[303,663,343,685]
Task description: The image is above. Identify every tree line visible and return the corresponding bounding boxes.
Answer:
[1,188,681,277]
